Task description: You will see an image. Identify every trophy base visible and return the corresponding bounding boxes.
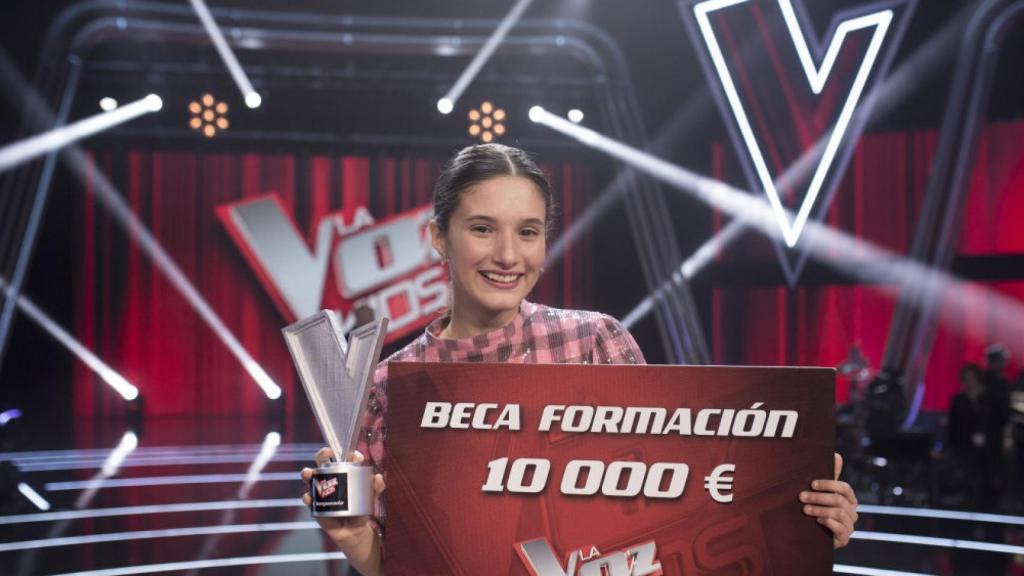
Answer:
[309,461,375,517]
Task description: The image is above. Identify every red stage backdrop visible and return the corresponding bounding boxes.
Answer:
[710,120,1024,408]
[386,362,835,575]
[72,152,594,417]
[69,119,1023,417]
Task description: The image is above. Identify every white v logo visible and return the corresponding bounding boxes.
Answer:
[692,0,894,248]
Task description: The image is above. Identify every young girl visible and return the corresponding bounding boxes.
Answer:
[301,143,857,575]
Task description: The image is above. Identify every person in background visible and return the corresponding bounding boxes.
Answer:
[948,364,993,508]
[982,344,1011,507]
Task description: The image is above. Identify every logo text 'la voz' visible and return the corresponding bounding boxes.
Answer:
[217,194,447,341]
[515,537,662,576]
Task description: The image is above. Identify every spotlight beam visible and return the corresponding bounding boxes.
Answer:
[16,483,50,511]
[0,276,139,401]
[437,0,533,113]
[529,107,1024,360]
[0,50,281,400]
[71,162,281,398]
[0,94,161,175]
[187,0,261,108]
[546,97,709,267]
[679,3,964,282]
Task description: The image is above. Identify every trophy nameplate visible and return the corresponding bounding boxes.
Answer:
[283,311,388,517]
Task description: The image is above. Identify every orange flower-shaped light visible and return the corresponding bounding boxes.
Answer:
[467,101,506,143]
[188,94,229,138]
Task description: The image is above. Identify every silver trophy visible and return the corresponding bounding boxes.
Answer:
[283,311,388,517]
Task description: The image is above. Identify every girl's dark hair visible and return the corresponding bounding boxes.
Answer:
[433,143,555,234]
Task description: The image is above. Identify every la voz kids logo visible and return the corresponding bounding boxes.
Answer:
[314,476,338,499]
[217,194,448,342]
[516,537,662,576]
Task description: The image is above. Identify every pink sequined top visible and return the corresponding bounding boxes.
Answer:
[356,300,645,471]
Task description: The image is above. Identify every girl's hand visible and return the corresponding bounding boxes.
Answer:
[800,453,859,549]
[300,448,386,574]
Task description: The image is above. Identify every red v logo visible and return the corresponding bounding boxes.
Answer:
[682,0,914,282]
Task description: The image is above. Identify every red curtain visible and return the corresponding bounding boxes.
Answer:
[711,120,1024,410]
[73,152,592,417]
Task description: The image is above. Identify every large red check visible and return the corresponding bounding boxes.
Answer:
[385,363,835,575]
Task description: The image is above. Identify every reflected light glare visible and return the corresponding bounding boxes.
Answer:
[17,484,50,511]
[530,105,1024,362]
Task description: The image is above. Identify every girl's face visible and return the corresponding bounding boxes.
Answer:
[431,175,547,326]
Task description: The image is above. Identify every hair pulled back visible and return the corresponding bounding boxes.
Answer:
[432,143,555,234]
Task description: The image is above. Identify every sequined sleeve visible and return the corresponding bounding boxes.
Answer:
[355,362,389,530]
[357,363,389,473]
[593,314,646,365]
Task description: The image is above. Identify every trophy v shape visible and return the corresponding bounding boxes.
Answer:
[283,311,388,517]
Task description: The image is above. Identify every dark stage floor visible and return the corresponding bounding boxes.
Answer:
[0,415,1022,575]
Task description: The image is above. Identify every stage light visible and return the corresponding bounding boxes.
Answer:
[467,102,506,143]
[0,521,321,553]
[65,431,141,515]
[0,409,20,426]
[17,483,50,511]
[0,275,140,401]
[0,498,300,525]
[99,98,117,111]
[144,94,163,112]
[190,94,230,138]
[99,432,138,478]
[852,530,1024,555]
[188,0,261,107]
[567,109,584,123]
[436,0,533,112]
[244,91,262,109]
[46,472,295,490]
[833,566,933,576]
[0,49,280,403]
[0,94,164,175]
[858,504,1024,526]
[529,104,1024,362]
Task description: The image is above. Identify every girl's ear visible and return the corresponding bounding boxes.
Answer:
[429,218,446,261]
